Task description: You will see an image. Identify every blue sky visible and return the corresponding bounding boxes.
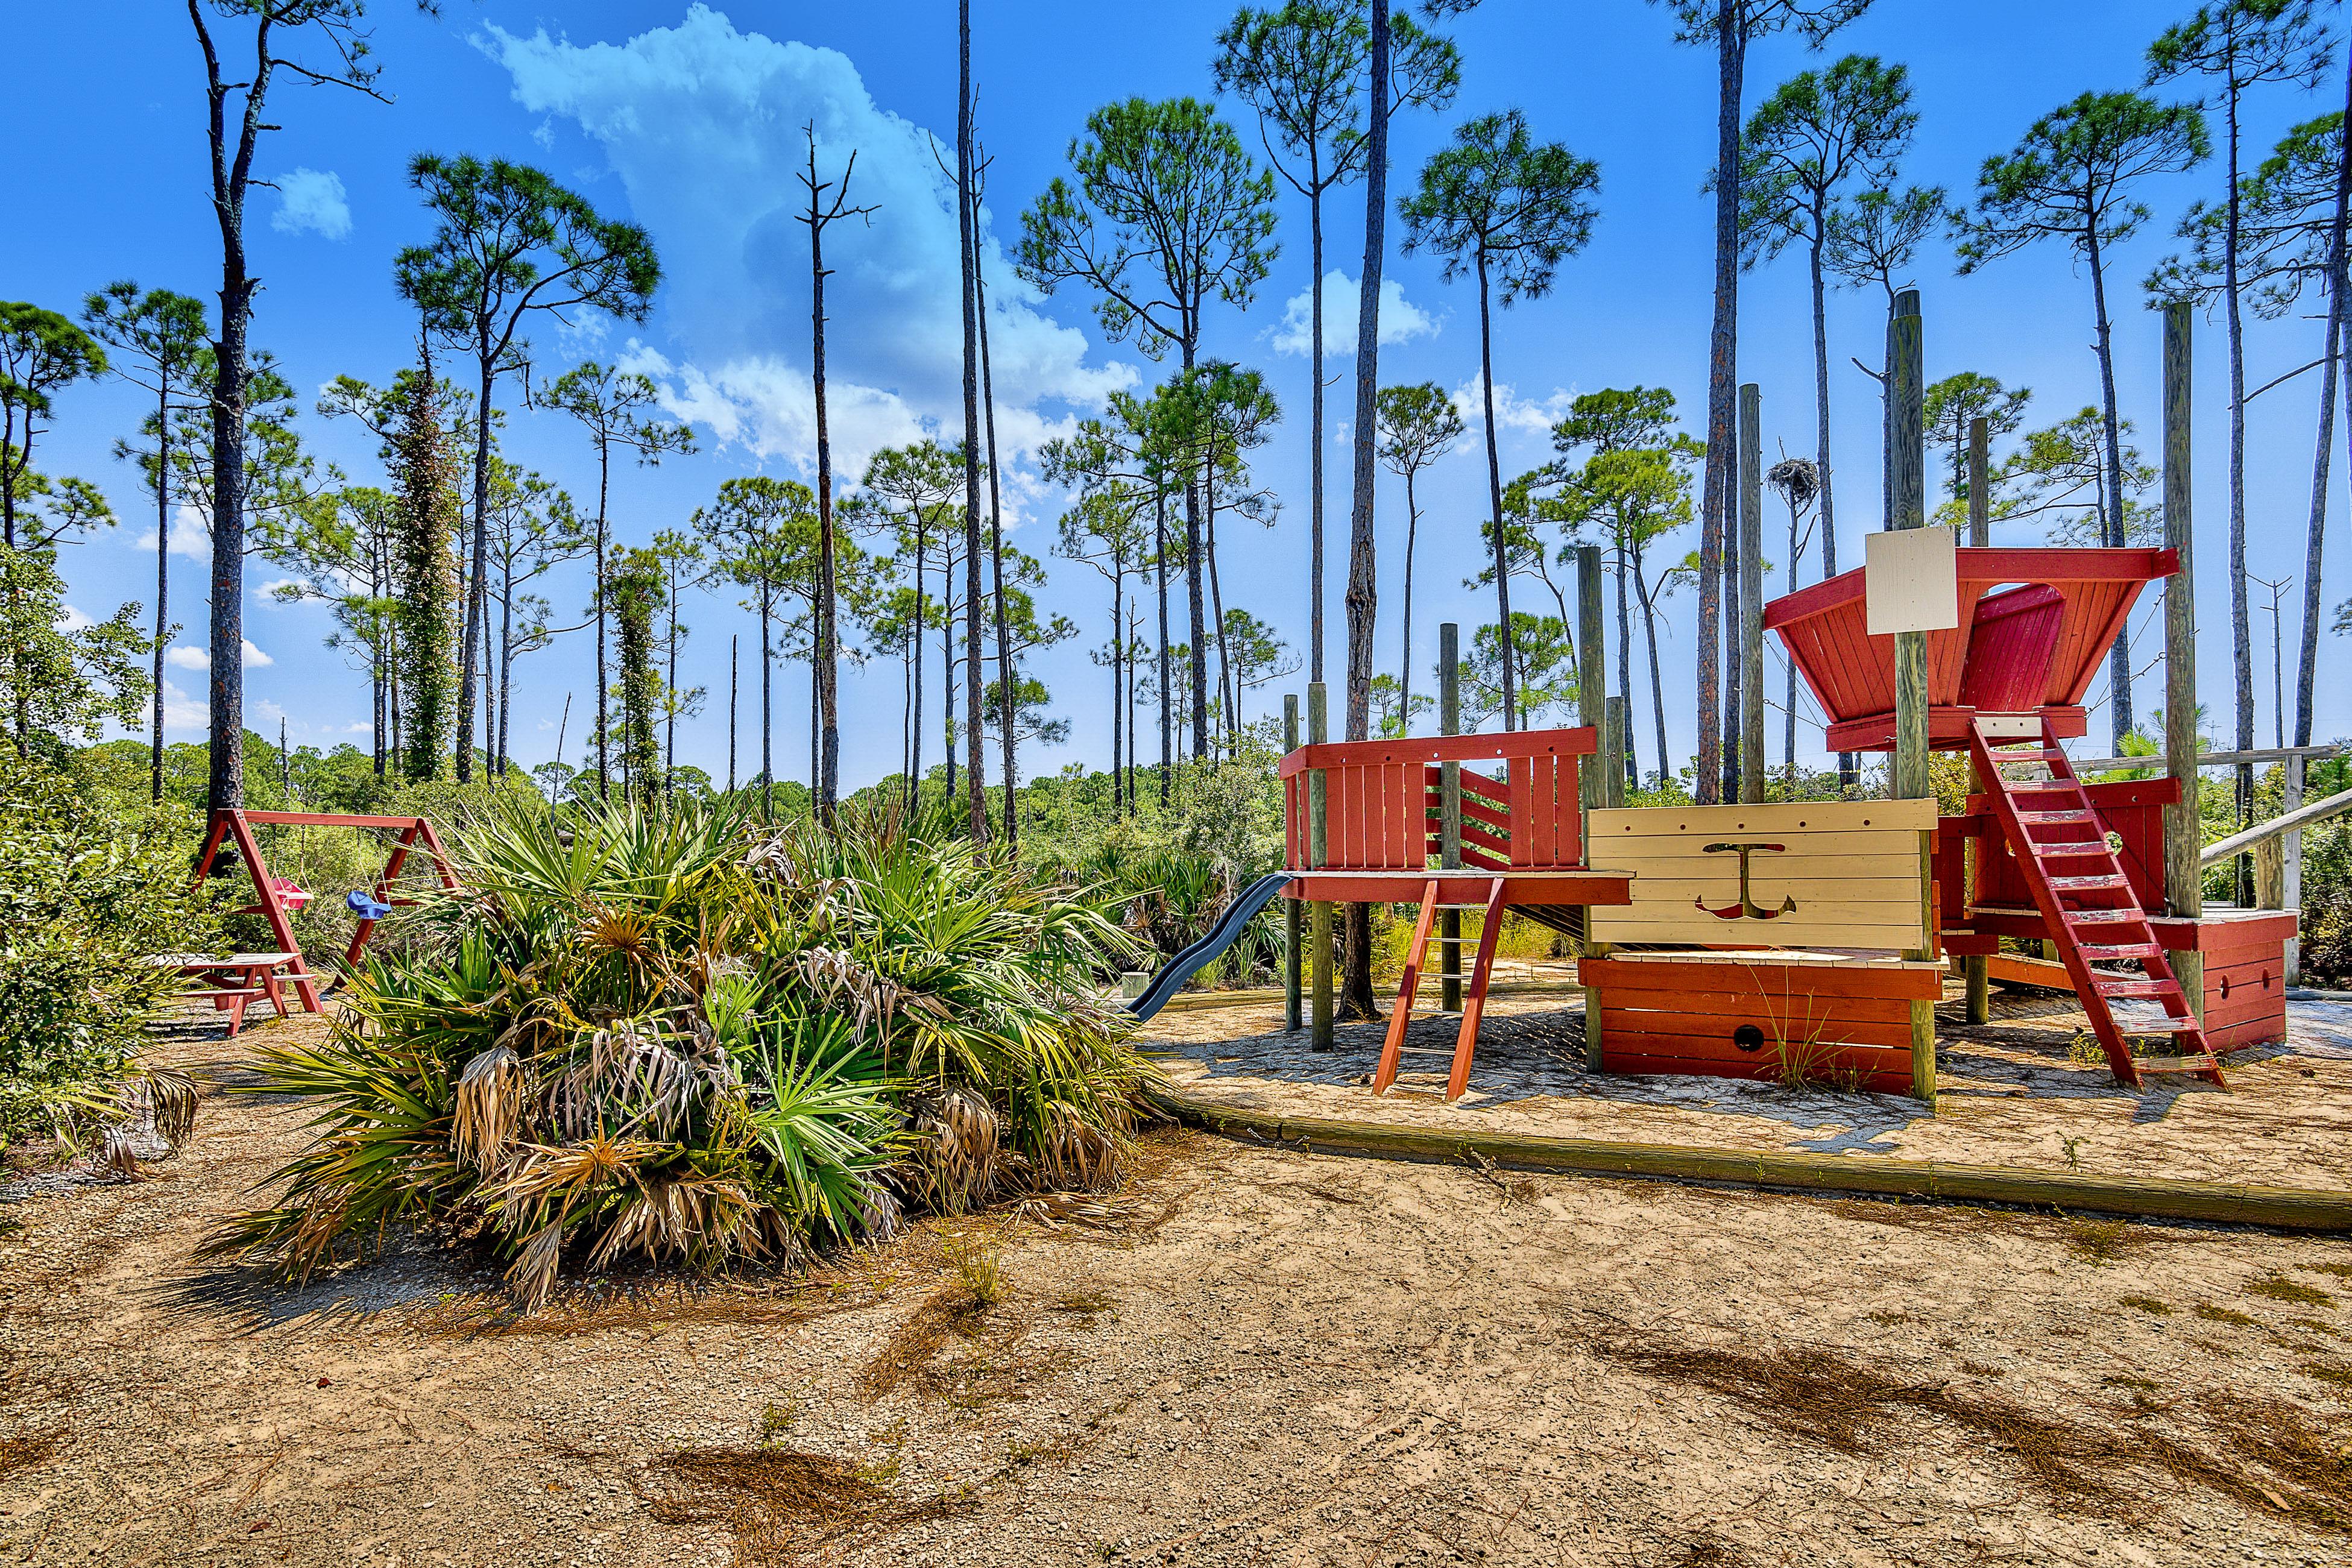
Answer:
[11,0,2350,787]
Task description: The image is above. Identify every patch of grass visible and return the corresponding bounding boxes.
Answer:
[1864,1309,1910,1325]
[2119,1296,2172,1316]
[2297,1362,2352,1390]
[2067,1220,2136,1267]
[942,1233,1006,1308]
[644,1446,963,1565]
[755,1400,803,1445]
[2304,1262,2352,1281]
[1593,1332,2352,1530]
[0,1428,61,1476]
[2290,1318,2342,1339]
[1050,1288,1115,1323]
[2196,1303,2259,1328]
[2248,1273,2338,1308]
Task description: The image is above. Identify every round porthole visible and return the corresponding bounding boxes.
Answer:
[1733,1024,1767,1053]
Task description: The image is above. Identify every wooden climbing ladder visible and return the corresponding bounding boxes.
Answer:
[1370,877,1510,1101]
[1965,717,2224,1088]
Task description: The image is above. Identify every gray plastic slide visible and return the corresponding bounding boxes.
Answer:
[1123,872,1294,1021]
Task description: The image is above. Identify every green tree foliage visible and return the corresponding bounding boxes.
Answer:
[609,545,664,805]
[397,156,664,784]
[537,361,694,800]
[1372,381,1464,726]
[1212,1,1460,687]
[692,476,819,820]
[1738,54,1915,584]
[1987,407,2163,547]
[1401,109,1599,731]
[391,357,462,782]
[0,756,216,1147]
[1922,371,2034,514]
[82,284,210,803]
[0,301,108,551]
[1461,613,1576,732]
[1017,95,1278,758]
[864,440,968,810]
[0,535,150,762]
[266,485,402,773]
[1957,90,2209,747]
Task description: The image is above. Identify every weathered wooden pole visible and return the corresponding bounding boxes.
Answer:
[2163,301,2204,1016]
[1439,623,1463,1014]
[1308,681,1334,1050]
[1964,412,1993,1023]
[1739,382,1766,803]
[1603,695,1628,810]
[2284,753,2304,981]
[1890,289,1935,1103]
[1284,692,1303,1032]
[1577,545,1604,815]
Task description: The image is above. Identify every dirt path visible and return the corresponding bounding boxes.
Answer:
[4,1012,2351,1567]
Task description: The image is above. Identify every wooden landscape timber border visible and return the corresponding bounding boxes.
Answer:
[1144,1086,2352,1232]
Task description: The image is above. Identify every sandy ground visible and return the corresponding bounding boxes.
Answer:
[1144,974,2352,1188]
[3,1003,2351,1568]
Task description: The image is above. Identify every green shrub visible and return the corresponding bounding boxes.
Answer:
[210,795,1153,1302]
[0,757,220,1146]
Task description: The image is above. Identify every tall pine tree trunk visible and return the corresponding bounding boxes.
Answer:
[1694,0,1744,805]
[456,359,493,781]
[2087,226,2134,748]
[2226,80,2254,901]
[1476,253,1516,731]
[810,156,842,821]
[593,443,611,800]
[1310,161,1327,688]
[2297,51,2352,748]
[955,0,988,840]
[974,202,1016,847]
[1156,490,1172,804]
[151,376,171,803]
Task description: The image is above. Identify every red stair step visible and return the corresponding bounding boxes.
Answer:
[2048,874,2130,890]
[2079,943,2164,961]
[2093,978,2176,998]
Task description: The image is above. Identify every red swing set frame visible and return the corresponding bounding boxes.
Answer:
[190,810,462,1013]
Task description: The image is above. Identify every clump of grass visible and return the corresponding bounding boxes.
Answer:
[755,1400,803,1445]
[2248,1273,2338,1308]
[2197,1302,2259,1327]
[645,1445,960,1564]
[942,1233,1006,1307]
[2306,1262,2352,1281]
[2067,1220,2136,1267]
[2290,1318,2342,1339]
[2298,1362,2352,1390]
[2119,1296,2172,1316]
[0,1429,61,1477]
[1595,1332,2352,1529]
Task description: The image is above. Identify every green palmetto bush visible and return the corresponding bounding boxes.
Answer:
[209,796,1152,1303]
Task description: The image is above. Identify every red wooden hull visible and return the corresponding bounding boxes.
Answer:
[1581,956,1938,1096]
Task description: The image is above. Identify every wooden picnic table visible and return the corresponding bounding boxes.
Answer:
[145,951,320,1032]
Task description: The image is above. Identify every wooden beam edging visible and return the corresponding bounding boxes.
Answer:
[1144,1086,2352,1232]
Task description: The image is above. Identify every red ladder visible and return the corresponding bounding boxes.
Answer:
[1964,717,2224,1089]
[1371,877,1509,1101]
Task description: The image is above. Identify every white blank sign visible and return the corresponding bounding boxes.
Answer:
[1865,527,1959,635]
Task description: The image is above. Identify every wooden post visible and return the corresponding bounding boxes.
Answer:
[1439,624,1463,1015]
[1284,693,1302,1032]
[1739,382,1765,803]
[1308,681,1334,1050]
[1603,695,1628,810]
[1963,412,1992,1019]
[2163,301,2204,1016]
[1890,289,1935,1103]
[2285,753,2304,981]
[1577,545,1604,812]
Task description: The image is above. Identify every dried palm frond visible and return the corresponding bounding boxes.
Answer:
[92,1126,140,1180]
[909,1088,1004,1215]
[140,1067,199,1148]
[583,1173,777,1272]
[1037,1101,1121,1191]
[452,1045,527,1175]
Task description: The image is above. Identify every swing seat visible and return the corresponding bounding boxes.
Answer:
[345,889,394,921]
[270,877,314,912]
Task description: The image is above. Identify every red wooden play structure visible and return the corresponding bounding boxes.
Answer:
[1258,543,2295,1104]
[1276,729,1630,1098]
[1770,546,2291,1089]
[186,810,462,1015]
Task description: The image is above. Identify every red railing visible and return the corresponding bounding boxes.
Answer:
[1276,728,1597,874]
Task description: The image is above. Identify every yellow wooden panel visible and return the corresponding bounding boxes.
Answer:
[1585,802,1928,950]
[1588,800,1936,839]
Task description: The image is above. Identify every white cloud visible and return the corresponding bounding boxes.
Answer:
[1269,271,1438,359]
[272,167,352,241]
[1452,374,1577,437]
[257,578,303,603]
[482,5,1133,514]
[140,679,208,736]
[56,603,95,632]
[125,504,210,562]
[165,641,273,670]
